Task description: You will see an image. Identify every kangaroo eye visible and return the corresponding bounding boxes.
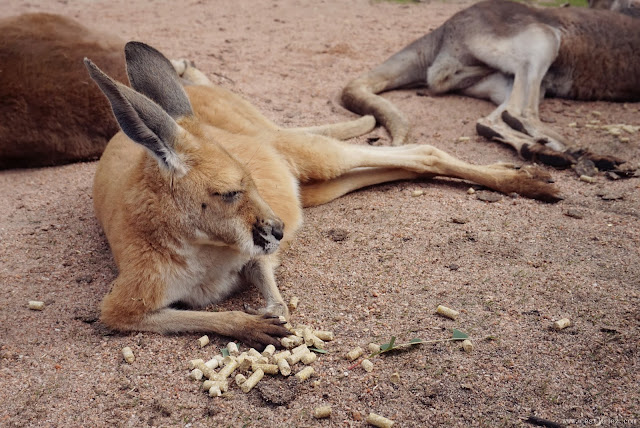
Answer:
[214,191,242,203]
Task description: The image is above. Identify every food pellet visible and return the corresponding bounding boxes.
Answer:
[195,362,216,380]
[366,412,394,428]
[286,350,306,365]
[361,359,374,372]
[554,318,571,330]
[241,368,264,393]
[208,385,222,397]
[301,351,317,365]
[288,296,299,312]
[122,347,135,364]
[247,348,261,358]
[204,358,219,369]
[214,380,229,392]
[252,363,279,375]
[411,189,424,197]
[436,305,459,320]
[389,372,400,384]
[28,301,45,311]
[368,343,381,354]
[217,359,239,379]
[313,330,334,341]
[202,380,215,391]
[273,350,291,362]
[281,337,295,348]
[313,406,332,419]
[579,175,596,183]
[226,341,239,356]
[277,358,291,376]
[462,339,474,353]
[346,346,364,361]
[295,366,314,381]
[235,373,247,386]
[292,344,309,355]
[262,344,276,358]
[197,335,210,348]
[189,368,203,381]
[189,359,204,370]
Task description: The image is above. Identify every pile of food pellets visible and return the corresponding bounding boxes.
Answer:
[187,320,333,398]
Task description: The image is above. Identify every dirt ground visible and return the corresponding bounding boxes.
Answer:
[1,0,639,427]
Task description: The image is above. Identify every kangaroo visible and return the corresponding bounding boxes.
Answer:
[341,0,640,170]
[0,13,126,169]
[86,42,559,347]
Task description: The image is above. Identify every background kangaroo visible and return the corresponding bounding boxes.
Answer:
[88,42,560,347]
[341,0,640,170]
[0,13,125,169]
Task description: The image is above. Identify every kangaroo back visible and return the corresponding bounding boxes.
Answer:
[0,13,126,169]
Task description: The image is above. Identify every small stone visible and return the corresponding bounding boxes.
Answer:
[600,192,624,201]
[574,157,598,177]
[467,187,476,195]
[451,217,468,224]
[448,264,460,271]
[476,191,502,202]
[327,228,348,242]
[390,372,400,384]
[564,209,584,219]
[605,171,620,180]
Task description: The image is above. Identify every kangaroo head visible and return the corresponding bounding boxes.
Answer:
[85,41,283,256]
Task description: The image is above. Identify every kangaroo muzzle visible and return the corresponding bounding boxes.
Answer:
[252,217,284,254]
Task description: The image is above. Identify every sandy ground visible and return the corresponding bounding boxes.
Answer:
[1,0,639,427]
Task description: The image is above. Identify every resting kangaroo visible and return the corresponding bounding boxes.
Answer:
[87,42,559,347]
[0,13,126,168]
[342,0,640,169]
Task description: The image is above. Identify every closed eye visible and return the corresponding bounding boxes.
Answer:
[214,191,243,203]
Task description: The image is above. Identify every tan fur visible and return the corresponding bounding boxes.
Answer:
[0,13,126,169]
[88,42,559,348]
[341,0,639,170]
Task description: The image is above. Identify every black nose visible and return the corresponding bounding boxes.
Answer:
[271,221,284,241]
[252,218,284,250]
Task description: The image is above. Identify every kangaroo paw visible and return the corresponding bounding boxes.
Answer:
[520,144,576,169]
[236,313,290,350]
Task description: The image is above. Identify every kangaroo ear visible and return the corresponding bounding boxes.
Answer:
[124,41,193,119]
[84,58,187,175]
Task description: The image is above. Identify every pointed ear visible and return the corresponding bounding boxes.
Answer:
[124,41,193,119]
[84,58,187,175]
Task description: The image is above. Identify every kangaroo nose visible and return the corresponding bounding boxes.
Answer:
[271,220,284,241]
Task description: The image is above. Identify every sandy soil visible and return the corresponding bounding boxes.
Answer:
[1,0,639,427]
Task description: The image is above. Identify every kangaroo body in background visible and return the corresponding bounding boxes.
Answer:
[0,13,126,168]
[342,0,640,169]
[87,42,560,347]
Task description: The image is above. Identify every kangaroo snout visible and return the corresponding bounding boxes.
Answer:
[252,217,284,254]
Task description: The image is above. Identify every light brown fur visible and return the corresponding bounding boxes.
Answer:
[88,42,559,347]
[341,0,639,170]
[0,13,126,169]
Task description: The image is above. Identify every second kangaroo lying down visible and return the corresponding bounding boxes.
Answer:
[342,0,640,169]
[86,42,559,347]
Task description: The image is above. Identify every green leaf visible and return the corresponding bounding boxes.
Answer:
[452,329,469,340]
[409,338,423,345]
[380,336,397,352]
[309,347,328,354]
[221,347,230,357]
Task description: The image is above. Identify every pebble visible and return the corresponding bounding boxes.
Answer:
[476,191,502,202]
[564,209,584,219]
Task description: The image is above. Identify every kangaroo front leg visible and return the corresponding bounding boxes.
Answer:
[138,308,288,349]
[241,257,289,320]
